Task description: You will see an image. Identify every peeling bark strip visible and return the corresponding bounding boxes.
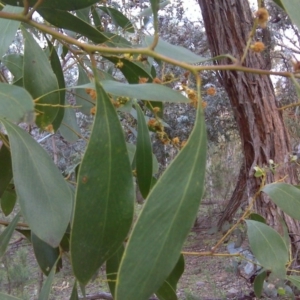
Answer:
[197,0,300,235]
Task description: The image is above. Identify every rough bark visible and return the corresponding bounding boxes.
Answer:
[198,0,300,236]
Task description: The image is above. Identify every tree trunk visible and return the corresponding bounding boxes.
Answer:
[198,0,300,236]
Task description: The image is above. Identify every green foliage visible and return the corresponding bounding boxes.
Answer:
[1,0,300,298]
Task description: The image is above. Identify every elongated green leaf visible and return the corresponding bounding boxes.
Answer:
[38,262,56,300]
[246,220,288,277]
[150,0,159,31]
[0,5,22,58]
[98,7,134,33]
[32,232,60,276]
[75,65,94,115]
[253,270,267,298]
[262,183,300,220]
[38,8,130,47]
[70,281,79,300]
[280,1,300,30]
[71,78,134,284]
[0,83,35,123]
[22,28,59,128]
[144,36,207,64]
[0,119,73,247]
[106,245,124,298]
[1,184,16,216]
[2,54,23,84]
[273,0,285,10]
[138,1,170,17]
[249,213,265,223]
[135,103,153,199]
[59,108,81,143]
[115,94,206,300]
[287,275,300,290]
[76,7,91,23]
[0,144,13,198]
[46,38,65,131]
[156,254,185,300]
[0,293,22,300]
[75,81,189,103]
[105,57,152,83]
[2,0,100,11]
[0,213,20,258]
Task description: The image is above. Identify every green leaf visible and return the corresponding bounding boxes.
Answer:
[105,57,152,83]
[0,119,73,247]
[287,275,300,290]
[46,38,65,132]
[76,81,189,103]
[1,185,16,216]
[246,220,288,277]
[0,5,22,58]
[2,0,100,11]
[249,213,265,223]
[38,8,130,47]
[75,65,94,115]
[76,7,91,24]
[144,36,207,64]
[70,281,79,300]
[156,254,185,300]
[0,144,13,198]
[253,270,267,298]
[0,83,35,124]
[272,0,285,10]
[98,6,134,33]
[2,54,23,85]
[135,103,153,198]
[150,0,159,31]
[106,245,124,298]
[0,213,20,258]
[280,1,300,30]
[0,293,22,300]
[262,183,300,220]
[71,78,134,284]
[38,262,56,300]
[59,108,81,143]
[32,232,61,276]
[22,27,59,128]
[115,94,206,300]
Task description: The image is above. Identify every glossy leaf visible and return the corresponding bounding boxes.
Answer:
[1,185,16,216]
[71,78,134,284]
[2,0,100,11]
[76,81,189,103]
[262,183,300,220]
[0,5,22,58]
[0,294,22,300]
[32,232,60,276]
[280,1,300,30]
[38,262,56,300]
[22,28,59,128]
[156,254,185,300]
[0,144,13,198]
[0,119,73,247]
[246,220,288,277]
[0,213,20,258]
[253,270,267,298]
[59,108,81,143]
[2,54,23,84]
[106,245,124,298]
[144,36,207,64]
[75,65,94,115]
[115,95,206,300]
[46,38,65,131]
[249,213,265,224]
[135,103,153,198]
[0,83,35,124]
[98,6,134,33]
